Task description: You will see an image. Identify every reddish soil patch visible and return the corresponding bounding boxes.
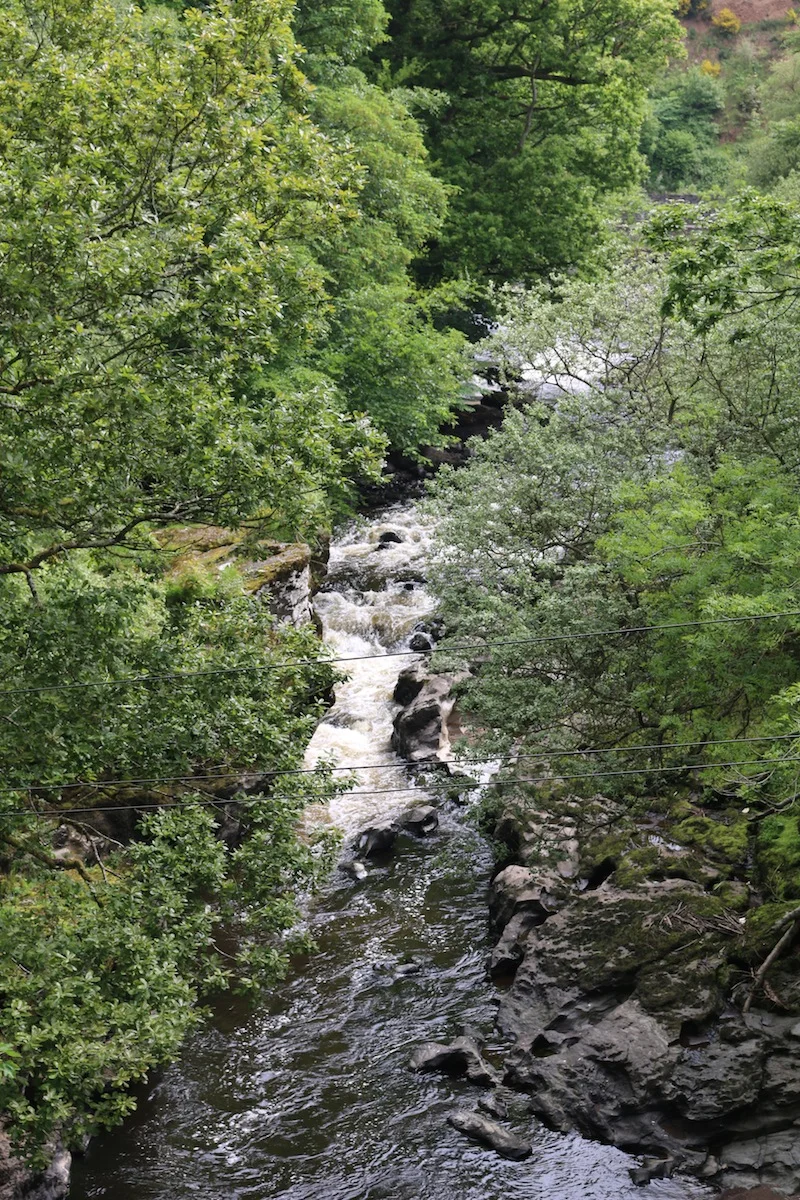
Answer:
[715,0,794,21]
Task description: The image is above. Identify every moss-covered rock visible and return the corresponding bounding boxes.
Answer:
[672,812,749,863]
[756,812,800,899]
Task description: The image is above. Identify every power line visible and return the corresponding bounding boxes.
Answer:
[2,753,797,821]
[1,609,798,699]
[0,730,798,797]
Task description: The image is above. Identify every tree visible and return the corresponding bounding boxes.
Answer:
[0,0,384,601]
[0,0,378,1162]
[426,240,800,806]
[294,0,469,451]
[373,0,683,279]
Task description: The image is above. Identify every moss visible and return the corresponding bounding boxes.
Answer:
[711,880,751,912]
[673,813,749,863]
[614,845,661,888]
[755,812,800,900]
[157,524,241,553]
[669,798,695,821]
[242,544,311,594]
[579,827,632,874]
[739,900,800,957]
[554,889,729,994]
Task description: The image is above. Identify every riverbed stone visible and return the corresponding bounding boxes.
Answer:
[629,1157,678,1186]
[339,858,368,881]
[393,663,427,706]
[477,1092,509,1120]
[446,1110,532,1161]
[400,805,438,836]
[391,671,454,762]
[353,823,397,858]
[410,1036,501,1087]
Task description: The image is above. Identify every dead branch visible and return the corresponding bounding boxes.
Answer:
[0,829,102,905]
[743,908,800,1013]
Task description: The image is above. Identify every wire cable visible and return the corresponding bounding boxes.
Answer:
[2,753,798,820]
[0,730,798,796]
[2,609,799,698]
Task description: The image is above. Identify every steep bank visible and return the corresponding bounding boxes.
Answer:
[478,786,800,1197]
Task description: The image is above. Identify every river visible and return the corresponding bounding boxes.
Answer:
[68,503,712,1200]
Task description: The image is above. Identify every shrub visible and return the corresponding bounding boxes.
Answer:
[713,7,742,35]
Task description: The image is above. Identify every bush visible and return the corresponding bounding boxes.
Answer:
[713,7,742,35]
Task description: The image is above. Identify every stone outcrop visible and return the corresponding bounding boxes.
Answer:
[391,663,455,762]
[483,790,800,1197]
[158,524,322,627]
[0,1130,69,1200]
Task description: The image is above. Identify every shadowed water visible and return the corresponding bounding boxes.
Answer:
[68,506,712,1200]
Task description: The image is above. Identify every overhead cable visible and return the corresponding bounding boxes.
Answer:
[0,730,798,797]
[1,753,797,820]
[1,609,798,698]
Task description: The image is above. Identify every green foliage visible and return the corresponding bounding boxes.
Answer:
[0,558,343,1161]
[652,191,800,330]
[756,814,800,898]
[641,67,729,191]
[0,0,389,591]
[373,0,683,279]
[322,283,466,452]
[427,239,800,811]
[302,69,469,451]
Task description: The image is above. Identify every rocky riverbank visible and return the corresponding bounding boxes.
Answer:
[386,657,800,1199]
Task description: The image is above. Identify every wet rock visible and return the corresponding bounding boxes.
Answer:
[487,818,800,1197]
[489,864,557,934]
[414,617,446,642]
[720,1133,800,1195]
[409,1036,501,1087]
[393,662,427,706]
[392,961,422,980]
[487,910,540,980]
[339,858,368,881]
[51,824,96,865]
[447,1110,532,1161]
[391,672,454,762]
[721,1188,800,1199]
[478,1092,509,1120]
[409,632,433,653]
[353,823,397,858]
[378,530,403,545]
[0,1128,70,1200]
[629,1157,678,1186]
[244,543,314,625]
[400,806,438,837]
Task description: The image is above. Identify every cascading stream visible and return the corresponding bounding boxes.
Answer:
[68,502,711,1200]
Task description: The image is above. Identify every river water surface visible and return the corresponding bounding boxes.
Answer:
[69,504,712,1200]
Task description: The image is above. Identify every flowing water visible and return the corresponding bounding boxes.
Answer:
[69,504,712,1200]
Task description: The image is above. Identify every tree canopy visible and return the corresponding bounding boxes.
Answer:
[375,0,683,279]
[428,227,800,816]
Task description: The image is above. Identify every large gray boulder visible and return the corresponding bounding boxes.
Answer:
[391,668,454,762]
